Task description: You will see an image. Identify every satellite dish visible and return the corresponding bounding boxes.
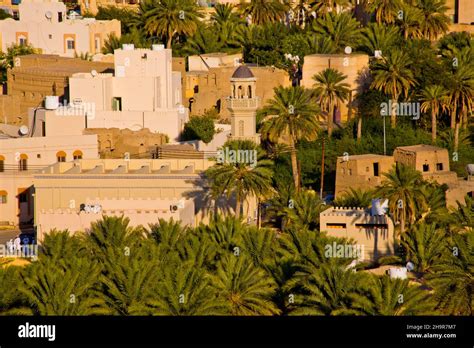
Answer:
[406,262,415,272]
[344,46,352,55]
[45,11,52,19]
[91,70,98,77]
[19,125,29,136]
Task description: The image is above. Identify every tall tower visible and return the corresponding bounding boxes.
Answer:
[227,65,261,144]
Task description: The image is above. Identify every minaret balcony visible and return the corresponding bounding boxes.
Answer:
[226,97,260,109]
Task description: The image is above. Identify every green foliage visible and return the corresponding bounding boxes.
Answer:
[181,115,216,144]
[0,44,38,82]
[0,9,12,20]
[96,6,137,34]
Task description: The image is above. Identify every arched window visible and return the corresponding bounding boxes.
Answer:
[73,150,83,160]
[56,151,66,162]
[19,154,28,171]
[238,85,243,98]
[0,155,4,172]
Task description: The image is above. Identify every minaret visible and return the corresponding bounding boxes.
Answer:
[227,65,261,144]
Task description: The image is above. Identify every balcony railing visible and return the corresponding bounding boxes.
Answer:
[226,97,260,109]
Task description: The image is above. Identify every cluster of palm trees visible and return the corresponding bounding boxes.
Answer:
[1,209,471,315]
[95,0,474,154]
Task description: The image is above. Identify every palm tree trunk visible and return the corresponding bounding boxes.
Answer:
[289,136,300,192]
[235,192,241,219]
[431,109,436,143]
[357,116,362,142]
[450,101,457,129]
[166,35,172,49]
[256,198,261,230]
[327,101,334,137]
[400,214,405,236]
[454,120,460,152]
[391,98,397,128]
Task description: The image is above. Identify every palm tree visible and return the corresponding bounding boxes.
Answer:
[312,68,350,137]
[149,259,226,315]
[376,163,428,236]
[417,0,450,40]
[445,64,474,151]
[286,262,369,315]
[143,0,203,48]
[198,215,244,259]
[365,0,403,24]
[395,4,423,40]
[40,229,86,263]
[148,218,186,246]
[20,258,105,315]
[371,50,416,128]
[419,84,449,142]
[0,266,29,315]
[427,232,473,315]
[85,215,144,263]
[360,23,401,56]
[352,275,435,315]
[211,253,280,315]
[309,0,350,15]
[241,227,278,269]
[205,140,274,219]
[333,188,374,208]
[448,195,474,233]
[401,223,447,274]
[281,189,329,231]
[262,86,320,191]
[98,245,160,315]
[240,0,288,26]
[311,12,362,51]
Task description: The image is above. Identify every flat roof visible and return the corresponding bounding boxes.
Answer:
[337,154,392,160]
[395,144,447,153]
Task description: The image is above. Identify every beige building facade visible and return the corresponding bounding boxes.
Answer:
[0,54,113,124]
[67,45,188,140]
[320,207,395,261]
[0,133,98,226]
[33,158,213,239]
[0,0,121,57]
[186,63,290,118]
[335,145,474,207]
[302,53,369,123]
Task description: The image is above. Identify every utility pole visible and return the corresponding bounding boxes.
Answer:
[320,137,325,200]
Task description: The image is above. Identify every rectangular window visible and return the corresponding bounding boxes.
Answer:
[19,159,27,171]
[373,162,379,177]
[0,160,4,172]
[0,195,6,204]
[436,163,443,171]
[58,12,63,22]
[19,37,27,46]
[326,223,347,229]
[112,97,122,111]
[423,164,429,172]
[67,40,75,50]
